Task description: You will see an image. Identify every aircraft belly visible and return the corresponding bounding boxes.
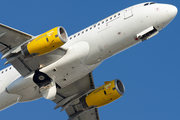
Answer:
[38,7,162,90]
[41,44,93,88]
[72,41,90,63]
[85,25,120,65]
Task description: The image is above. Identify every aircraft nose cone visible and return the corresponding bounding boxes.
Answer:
[166,5,178,20]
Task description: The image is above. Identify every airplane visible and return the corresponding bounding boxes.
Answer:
[0,2,177,120]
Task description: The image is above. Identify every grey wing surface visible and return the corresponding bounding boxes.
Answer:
[0,23,33,55]
[53,73,100,120]
[67,108,100,120]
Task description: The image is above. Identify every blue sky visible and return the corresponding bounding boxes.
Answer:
[0,0,180,120]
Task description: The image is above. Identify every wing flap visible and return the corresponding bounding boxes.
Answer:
[68,108,100,120]
[11,58,31,76]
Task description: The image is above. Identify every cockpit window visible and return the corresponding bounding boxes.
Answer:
[144,2,156,6]
[150,2,156,5]
[144,3,149,6]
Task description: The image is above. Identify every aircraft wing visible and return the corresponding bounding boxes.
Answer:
[0,23,66,76]
[0,23,33,55]
[53,73,100,120]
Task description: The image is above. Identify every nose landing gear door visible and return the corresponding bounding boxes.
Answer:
[124,7,133,19]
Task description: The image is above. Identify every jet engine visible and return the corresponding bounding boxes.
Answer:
[80,79,125,109]
[21,26,68,58]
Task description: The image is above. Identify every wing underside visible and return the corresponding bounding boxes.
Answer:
[53,73,100,120]
[0,23,33,54]
[0,23,67,76]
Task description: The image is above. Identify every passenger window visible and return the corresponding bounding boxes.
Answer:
[74,35,76,38]
[78,33,80,36]
[94,25,96,28]
[106,19,108,22]
[90,27,92,30]
[110,17,112,20]
[82,31,84,34]
[114,15,116,18]
[98,23,100,26]
[102,21,104,24]
[86,29,88,32]
[70,37,72,40]
[118,13,120,16]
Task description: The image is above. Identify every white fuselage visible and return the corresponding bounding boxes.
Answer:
[0,2,177,111]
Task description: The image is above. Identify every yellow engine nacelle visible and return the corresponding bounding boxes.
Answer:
[80,79,125,109]
[21,26,68,57]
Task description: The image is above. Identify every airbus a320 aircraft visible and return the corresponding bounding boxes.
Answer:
[0,2,177,120]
